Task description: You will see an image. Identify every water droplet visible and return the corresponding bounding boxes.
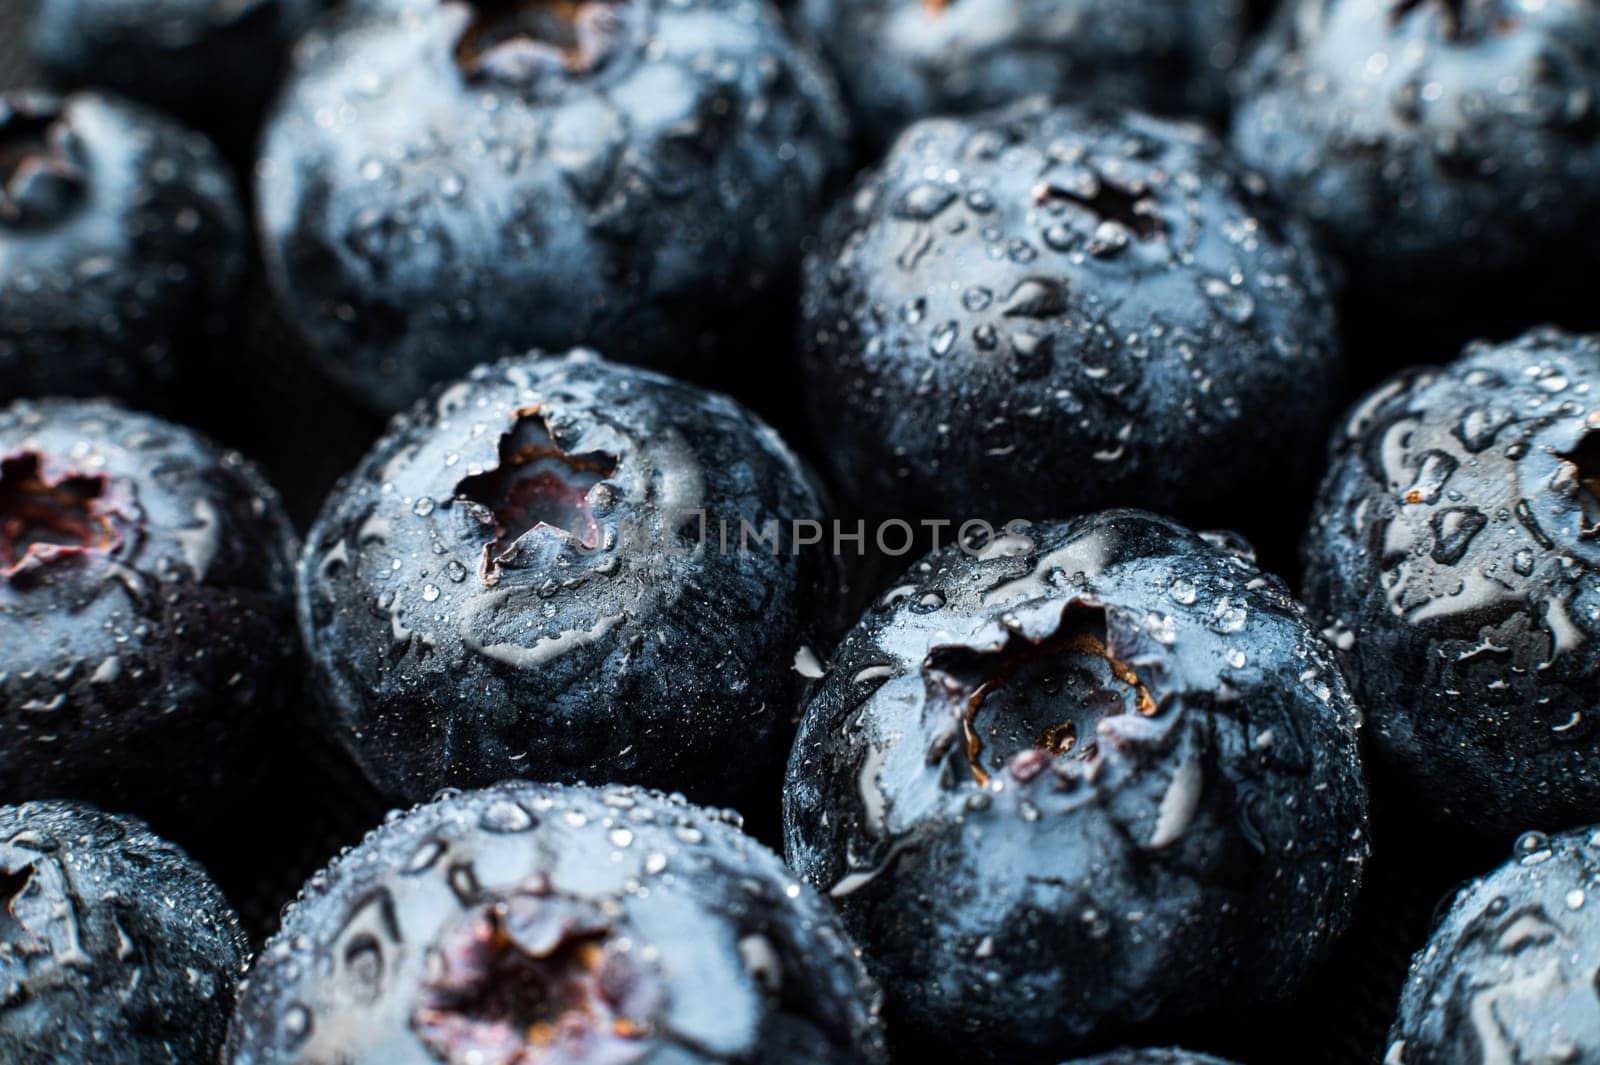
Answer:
[1200,276,1255,324]
[894,182,958,220]
[480,800,534,833]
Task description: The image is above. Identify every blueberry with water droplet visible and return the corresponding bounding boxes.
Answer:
[257,0,849,412]
[0,398,299,835]
[1387,824,1600,1065]
[1304,327,1600,840]
[798,100,1341,532]
[0,800,248,1065]
[224,781,889,1064]
[796,0,1242,148]
[0,90,244,408]
[30,0,323,161]
[784,510,1369,1062]
[1233,0,1600,325]
[299,351,836,809]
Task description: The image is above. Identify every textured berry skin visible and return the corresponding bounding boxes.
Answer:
[1232,0,1600,307]
[799,100,1341,528]
[1303,329,1600,840]
[29,0,322,157]
[257,0,848,412]
[300,351,835,807]
[784,510,1369,1062]
[1386,827,1600,1065]
[0,90,244,407]
[0,800,248,1065]
[797,0,1244,148]
[225,781,890,1065]
[0,399,298,831]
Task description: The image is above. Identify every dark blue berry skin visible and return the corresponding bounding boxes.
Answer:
[0,90,244,408]
[225,781,890,1065]
[257,0,848,413]
[797,0,1244,149]
[0,399,299,834]
[0,800,248,1065]
[1303,329,1600,841]
[1386,827,1600,1065]
[798,100,1341,531]
[784,510,1369,1063]
[299,351,836,809]
[30,0,323,160]
[1232,0,1600,314]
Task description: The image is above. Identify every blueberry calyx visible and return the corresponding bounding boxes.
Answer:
[926,602,1162,787]
[412,878,663,1065]
[453,0,632,91]
[0,99,86,230]
[1033,178,1161,237]
[453,408,620,581]
[0,452,127,581]
[1557,424,1600,538]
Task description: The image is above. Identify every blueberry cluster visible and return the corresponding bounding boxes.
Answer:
[2,0,1599,1063]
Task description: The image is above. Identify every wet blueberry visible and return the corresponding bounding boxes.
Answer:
[1303,328,1600,840]
[797,0,1245,148]
[0,399,299,833]
[798,99,1341,531]
[1386,826,1600,1065]
[0,90,245,408]
[30,0,323,160]
[1233,0,1600,316]
[784,510,1369,1062]
[257,0,849,412]
[225,781,890,1065]
[299,351,836,808]
[0,800,248,1065]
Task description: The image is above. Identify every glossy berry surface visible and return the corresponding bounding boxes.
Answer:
[0,90,244,407]
[0,800,248,1065]
[1387,826,1600,1065]
[225,781,890,1065]
[799,100,1340,528]
[784,510,1369,1061]
[257,0,848,412]
[300,351,835,807]
[797,0,1244,148]
[0,399,298,830]
[29,0,323,157]
[1233,0,1600,308]
[1303,328,1600,839]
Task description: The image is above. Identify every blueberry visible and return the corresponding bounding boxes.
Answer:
[1303,328,1600,840]
[225,781,890,1065]
[783,509,1369,1061]
[1386,826,1600,1065]
[0,399,299,832]
[30,0,323,159]
[1232,0,1600,315]
[798,100,1341,531]
[257,0,849,413]
[299,351,836,808]
[0,90,245,408]
[797,0,1244,148]
[0,800,248,1065]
